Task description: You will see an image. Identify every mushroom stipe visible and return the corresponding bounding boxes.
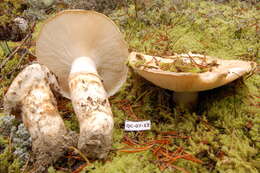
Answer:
[4,64,78,172]
[69,72,113,159]
[36,10,129,159]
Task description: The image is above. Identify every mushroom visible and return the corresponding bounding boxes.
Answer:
[4,64,74,170]
[128,52,256,108]
[36,10,128,158]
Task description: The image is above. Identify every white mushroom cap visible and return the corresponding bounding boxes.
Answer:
[128,52,256,92]
[36,10,129,98]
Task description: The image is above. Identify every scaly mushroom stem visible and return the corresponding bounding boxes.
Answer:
[4,64,73,170]
[173,92,198,109]
[69,57,114,159]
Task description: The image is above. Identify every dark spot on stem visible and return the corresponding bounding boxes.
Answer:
[17,80,22,88]
[87,97,93,102]
[102,99,107,105]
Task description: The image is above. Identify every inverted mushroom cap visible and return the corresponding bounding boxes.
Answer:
[128,52,256,92]
[36,10,129,98]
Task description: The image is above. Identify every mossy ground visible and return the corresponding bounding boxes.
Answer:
[0,0,259,172]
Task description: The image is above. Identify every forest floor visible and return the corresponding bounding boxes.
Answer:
[0,0,259,173]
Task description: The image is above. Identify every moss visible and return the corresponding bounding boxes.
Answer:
[0,146,22,173]
[63,113,79,132]
[47,166,65,173]
[132,58,146,68]
[62,102,80,132]
[0,0,24,25]
[0,136,8,149]
[107,1,259,172]
[84,152,162,173]
[132,53,219,73]
[8,158,22,173]
[0,0,259,172]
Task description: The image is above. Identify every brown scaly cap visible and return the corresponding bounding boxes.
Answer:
[128,52,256,92]
[36,10,129,98]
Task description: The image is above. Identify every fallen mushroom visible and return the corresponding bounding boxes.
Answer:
[36,10,129,158]
[128,52,256,108]
[4,64,75,171]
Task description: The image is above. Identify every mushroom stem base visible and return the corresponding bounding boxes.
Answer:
[4,64,74,172]
[22,83,72,171]
[173,92,198,109]
[69,71,114,159]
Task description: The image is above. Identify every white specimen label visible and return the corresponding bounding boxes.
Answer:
[124,120,151,131]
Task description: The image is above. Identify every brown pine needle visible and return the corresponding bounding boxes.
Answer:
[119,144,154,153]
[68,146,90,165]
[65,155,85,161]
[72,163,89,173]
[160,131,178,135]
[119,134,202,172]
[152,145,163,154]
[123,136,138,146]
[182,154,203,164]
[172,147,184,156]
[170,164,190,173]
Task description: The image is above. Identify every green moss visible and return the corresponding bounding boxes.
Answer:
[0,146,22,173]
[0,0,259,172]
[47,166,65,173]
[159,61,200,73]
[0,0,24,25]
[64,113,79,132]
[83,151,162,173]
[132,59,146,69]
[132,54,219,73]
[0,136,8,147]
[107,1,259,172]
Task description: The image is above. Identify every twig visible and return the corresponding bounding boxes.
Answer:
[120,104,139,120]
[187,54,208,68]
[132,90,153,105]
[170,164,190,173]
[244,63,257,80]
[0,33,31,71]
[72,163,89,173]
[5,50,27,78]
[68,146,90,165]
[119,144,154,153]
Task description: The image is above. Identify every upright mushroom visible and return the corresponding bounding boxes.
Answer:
[4,64,74,171]
[36,10,128,158]
[128,52,256,108]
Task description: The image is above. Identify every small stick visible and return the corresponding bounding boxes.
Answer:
[5,50,27,78]
[152,56,161,66]
[72,163,89,173]
[0,33,31,71]
[187,54,208,68]
[0,20,35,71]
[170,164,190,173]
[68,146,90,165]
